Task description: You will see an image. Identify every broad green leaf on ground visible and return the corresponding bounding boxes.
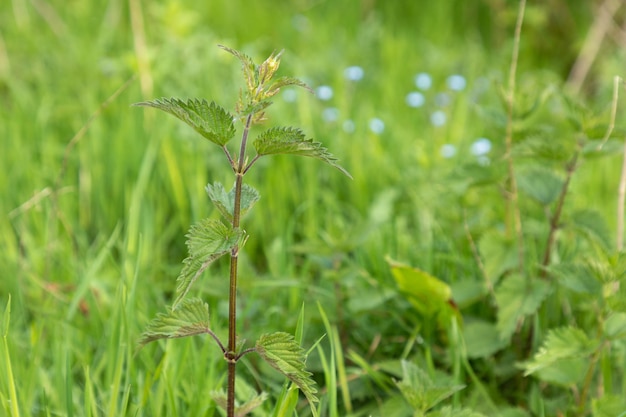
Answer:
[174,219,243,309]
[255,332,318,407]
[522,326,597,381]
[253,127,352,178]
[463,320,508,359]
[139,298,210,346]
[478,230,518,282]
[495,274,552,342]
[395,360,465,414]
[134,98,235,146]
[516,166,563,206]
[205,182,260,222]
[387,257,453,317]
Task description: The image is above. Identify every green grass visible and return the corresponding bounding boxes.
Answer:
[2,0,626,416]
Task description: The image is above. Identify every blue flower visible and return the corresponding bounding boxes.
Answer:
[447,74,466,91]
[322,107,339,122]
[415,72,432,90]
[406,92,425,108]
[315,85,334,101]
[440,144,457,158]
[430,111,446,127]
[369,118,385,134]
[344,66,364,81]
[471,138,492,156]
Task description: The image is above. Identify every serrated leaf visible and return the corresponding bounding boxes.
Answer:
[516,166,563,206]
[134,98,235,146]
[174,219,243,309]
[139,298,210,346]
[522,326,597,377]
[548,262,602,294]
[395,360,465,413]
[253,127,351,178]
[206,182,260,222]
[266,76,312,98]
[495,274,552,341]
[255,332,318,406]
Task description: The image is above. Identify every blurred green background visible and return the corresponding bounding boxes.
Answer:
[1,0,625,416]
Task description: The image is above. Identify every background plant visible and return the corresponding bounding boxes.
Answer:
[2,0,626,416]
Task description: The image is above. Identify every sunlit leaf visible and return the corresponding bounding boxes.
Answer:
[134,98,235,146]
[139,298,210,346]
[253,127,352,178]
[174,219,243,309]
[255,332,318,406]
[495,274,552,341]
[206,182,260,222]
[387,258,453,317]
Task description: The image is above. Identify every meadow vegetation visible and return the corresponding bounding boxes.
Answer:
[2,0,626,416]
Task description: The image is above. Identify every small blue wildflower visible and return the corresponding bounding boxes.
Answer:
[415,72,432,90]
[447,74,467,91]
[471,137,492,156]
[405,92,425,108]
[344,66,364,81]
[315,85,334,101]
[369,118,385,134]
[440,144,457,158]
[430,111,446,127]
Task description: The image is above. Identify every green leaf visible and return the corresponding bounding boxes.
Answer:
[138,298,210,346]
[592,394,626,417]
[211,388,268,417]
[463,320,508,359]
[603,312,626,340]
[387,257,452,316]
[495,274,552,341]
[522,326,597,378]
[218,44,257,93]
[516,166,563,206]
[174,219,243,309]
[134,98,235,146]
[205,182,260,222]
[255,332,318,406]
[265,76,312,98]
[253,127,352,178]
[548,262,602,294]
[395,360,465,413]
[566,209,611,250]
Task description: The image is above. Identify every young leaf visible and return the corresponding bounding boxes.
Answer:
[174,218,243,309]
[265,76,312,98]
[139,298,210,346]
[206,182,260,222]
[218,44,257,93]
[395,360,465,413]
[253,127,352,178]
[522,326,597,377]
[495,274,552,342]
[134,98,235,146]
[255,332,318,406]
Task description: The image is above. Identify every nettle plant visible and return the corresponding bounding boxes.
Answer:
[135,45,350,417]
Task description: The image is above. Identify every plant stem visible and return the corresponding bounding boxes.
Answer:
[504,0,526,272]
[540,148,580,278]
[226,113,253,417]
